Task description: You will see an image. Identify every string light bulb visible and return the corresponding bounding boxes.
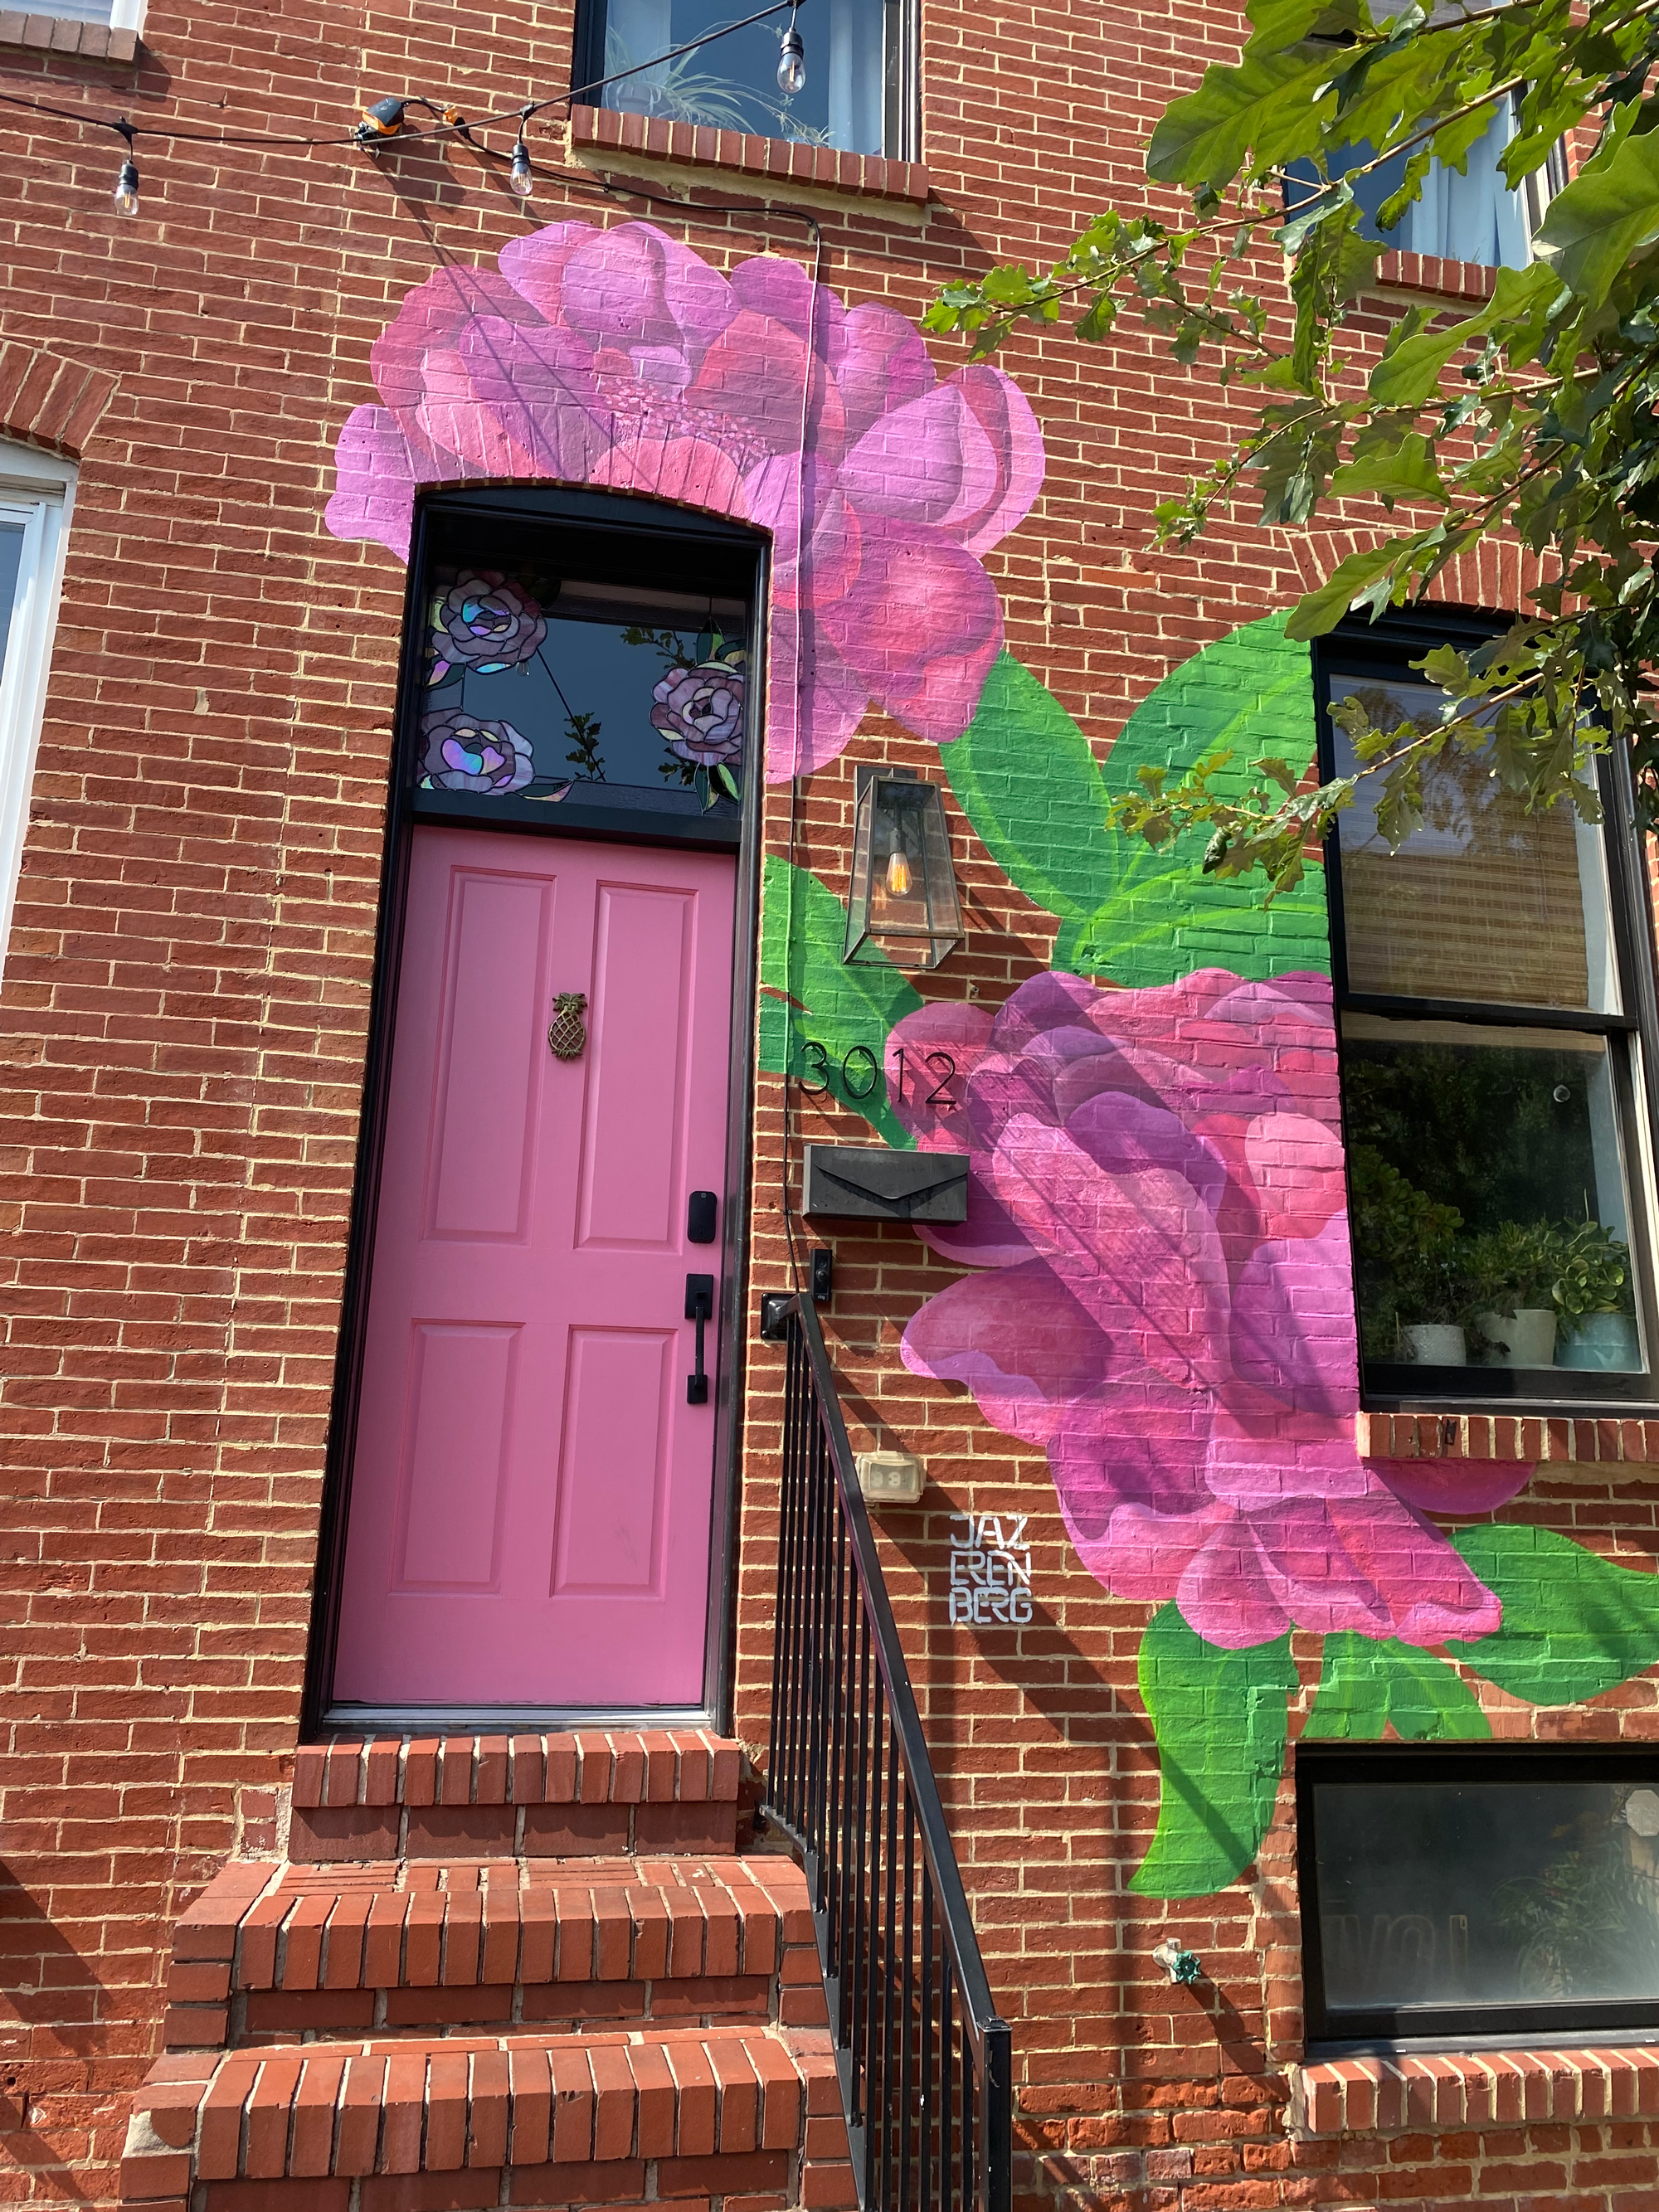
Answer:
[885,846,912,898]
[776,10,805,95]
[111,118,138,215]
[509,110,534,196]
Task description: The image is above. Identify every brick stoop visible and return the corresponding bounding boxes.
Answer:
[120,1733,852,2212]
[120,2022,854,2211]
[164,1855,830,2049]
[290,1731,745,1863]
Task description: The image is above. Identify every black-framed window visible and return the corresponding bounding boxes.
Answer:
[572,0,915,160]
[1318,612,1659,1405]
[406,490,764,851]
[1299,1746,1659,2049]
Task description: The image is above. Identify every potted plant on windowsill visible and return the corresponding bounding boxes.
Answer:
[1553,1218,1641,1373]
[1350,1146,1469,1364]
[1463,1221,1561,1369]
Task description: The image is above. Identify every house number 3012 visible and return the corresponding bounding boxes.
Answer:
[798,1041,958,1109]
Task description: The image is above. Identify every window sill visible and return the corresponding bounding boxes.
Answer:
[0,11,136,56]
[1357,1409,1659,1463]
[1290,2045,1659,2137]
[567,104,930,207]
[1370,247,1501,304]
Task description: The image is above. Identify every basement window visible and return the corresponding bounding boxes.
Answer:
[1299,1748,1659,2048]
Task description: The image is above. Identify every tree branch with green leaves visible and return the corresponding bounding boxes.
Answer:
[926,0,1659,876]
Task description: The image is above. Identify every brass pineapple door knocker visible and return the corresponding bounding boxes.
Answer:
[548,992,588,1061]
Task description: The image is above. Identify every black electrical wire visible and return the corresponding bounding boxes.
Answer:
[0,0,805,152]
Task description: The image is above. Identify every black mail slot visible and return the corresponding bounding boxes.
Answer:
[803,1144,970,1223]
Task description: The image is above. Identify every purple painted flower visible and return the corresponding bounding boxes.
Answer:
[325,222,1044,779]
[430,571,547,683]
[892,970,1520,1650]
[420,709,533,794]
[651,659,745,767]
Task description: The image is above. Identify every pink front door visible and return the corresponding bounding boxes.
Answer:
[331,826,737,1712]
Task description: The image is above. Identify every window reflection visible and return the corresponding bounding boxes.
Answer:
[1331,677,1618,1015]
[0,524,23,693]
[593,0,891,155]
[1343,1017,1647,1374]
[1313,1777,1659,2015]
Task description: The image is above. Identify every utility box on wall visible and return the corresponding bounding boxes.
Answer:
[855,1450,925,1505]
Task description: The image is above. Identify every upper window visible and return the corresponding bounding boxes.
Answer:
[1286,96,1565,272]
[1299,1747,1659,2047]
[1318,616,1659,1402]
[0,440,74,980]
[36,0,140,21]
[572,0,913,158]
[407,491,761,848]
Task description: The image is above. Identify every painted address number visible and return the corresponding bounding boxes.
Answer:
[798,1041,957,1110]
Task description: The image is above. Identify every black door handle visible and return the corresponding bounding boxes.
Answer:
[685,1274,714,1404]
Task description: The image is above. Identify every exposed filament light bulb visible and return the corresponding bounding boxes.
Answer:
[509,114,534,197]
[776,13,806,95]
[112,119,139,216]
[885,845,912,898]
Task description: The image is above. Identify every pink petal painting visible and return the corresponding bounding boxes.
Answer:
[892,968,1527,1650]
[325,221,1045,780]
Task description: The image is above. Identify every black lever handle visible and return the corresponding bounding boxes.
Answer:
[685,1273,714,1404]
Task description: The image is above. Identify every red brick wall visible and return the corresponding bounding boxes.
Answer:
[0,0,1649,2206]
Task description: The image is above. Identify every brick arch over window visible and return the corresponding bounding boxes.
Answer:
[1283,524,1553,619]
[0,342,119,460]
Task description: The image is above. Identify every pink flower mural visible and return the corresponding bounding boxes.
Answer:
[890,967,1523,1650]
[325,221,1044,779]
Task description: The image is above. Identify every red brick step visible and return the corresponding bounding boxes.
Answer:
[164,1854,829,2049]
[120,2023,855,2211]
[290,1730,747,1864]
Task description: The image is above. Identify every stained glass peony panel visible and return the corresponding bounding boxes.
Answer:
[416,568,750,819]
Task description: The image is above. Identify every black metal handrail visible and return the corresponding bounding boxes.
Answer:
[761,1292,1011,2212]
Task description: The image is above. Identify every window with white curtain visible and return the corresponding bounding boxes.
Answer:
[0,441,74,979]
[573,0,913,158]
[1287,90,1566,271]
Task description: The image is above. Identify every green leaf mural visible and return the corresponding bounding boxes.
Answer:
[757,854,921,1149]
[1448,1526,1659,1705]
[940,617,1330,989]
[1131,1607,1298,1898]
[1304,1633,1491,1742]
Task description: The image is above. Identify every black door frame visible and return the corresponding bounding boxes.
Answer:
[301,483,769,1736]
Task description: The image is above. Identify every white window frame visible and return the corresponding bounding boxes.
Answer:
[0,441,75,981]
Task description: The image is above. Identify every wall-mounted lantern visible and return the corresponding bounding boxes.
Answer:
[843,766,963,970]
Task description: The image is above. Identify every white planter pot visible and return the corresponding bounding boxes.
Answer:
[1403,1323,1467,1367]
[1558,1310,1642,1373]
[1476,1307,1558,1368]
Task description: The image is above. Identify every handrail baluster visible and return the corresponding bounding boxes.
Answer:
[760,1295,1010,2212]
